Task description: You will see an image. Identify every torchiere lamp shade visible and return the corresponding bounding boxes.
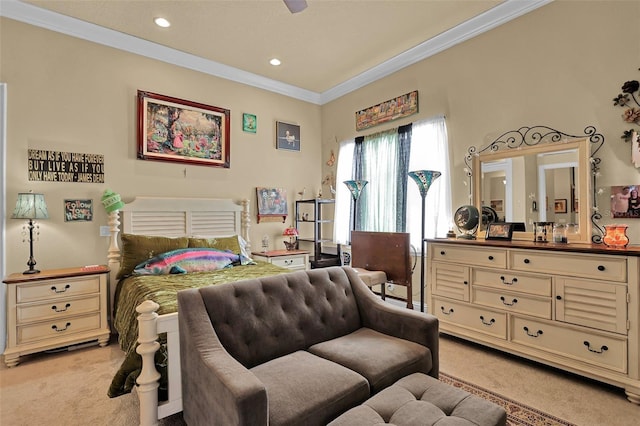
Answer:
[408,170,441,197]
[343,180,368,201]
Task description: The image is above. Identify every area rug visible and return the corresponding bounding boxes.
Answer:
[439,372,576,426]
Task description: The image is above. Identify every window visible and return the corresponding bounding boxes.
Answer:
[334,116,451,251]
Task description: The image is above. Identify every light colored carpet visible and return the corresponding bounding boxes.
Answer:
[0,334,638,425]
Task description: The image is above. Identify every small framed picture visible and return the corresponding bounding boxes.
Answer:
[554,198,567,214]
[243,113,257,133]
[276,121,300,151]
[485,223,513,241]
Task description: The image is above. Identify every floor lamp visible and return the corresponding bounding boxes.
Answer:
[343,180,368,239]
[408,170,441,312]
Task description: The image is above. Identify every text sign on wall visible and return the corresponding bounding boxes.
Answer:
[64,199,93,222]
[28,149,104,183]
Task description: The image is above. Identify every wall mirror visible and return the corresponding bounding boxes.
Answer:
[465,126,604,244]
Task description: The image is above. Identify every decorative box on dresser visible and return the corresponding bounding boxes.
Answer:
[427,238,640,404]
[251,250,310,271]
[2,266,111,367]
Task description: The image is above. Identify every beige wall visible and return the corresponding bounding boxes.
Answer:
[321,1,640,301]
[2,1,639,302]
[1,18,323,276]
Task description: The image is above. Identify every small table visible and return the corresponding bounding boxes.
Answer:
[2,266,111,367]
[251,250,310,271]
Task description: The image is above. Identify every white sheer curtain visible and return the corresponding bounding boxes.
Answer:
[407,116,452,251]
[361,129,399,231]
[333,115,451,250]
[334,139,354,245]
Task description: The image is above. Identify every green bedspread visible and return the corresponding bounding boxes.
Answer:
[108,261,288,398]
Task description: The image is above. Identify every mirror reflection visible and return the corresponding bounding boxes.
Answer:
[473,137,592,243]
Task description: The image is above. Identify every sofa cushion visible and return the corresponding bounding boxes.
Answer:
[199,267,362,368]
[308,327,432,393]
[251,350,370,426]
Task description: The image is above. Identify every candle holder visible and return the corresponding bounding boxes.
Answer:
[603,225,629,248]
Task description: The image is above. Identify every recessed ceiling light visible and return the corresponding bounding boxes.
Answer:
[154,17,171,28]
[270,58,281,66]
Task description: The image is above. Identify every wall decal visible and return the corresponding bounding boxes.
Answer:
[28,149,104,183]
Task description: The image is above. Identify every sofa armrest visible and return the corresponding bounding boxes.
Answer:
[344,267,440,377]
[178,288,268,426]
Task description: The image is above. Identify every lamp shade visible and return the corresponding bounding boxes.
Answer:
[282,227,299,237]
[408,170,441,197]
[343,180,368,200]
[12,193,49,220]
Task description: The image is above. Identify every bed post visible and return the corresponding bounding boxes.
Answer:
[136,300,161,426]
[108,210,121,323]
[241,198,251,251]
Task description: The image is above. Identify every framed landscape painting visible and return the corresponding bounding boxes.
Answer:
[137,90,231,167]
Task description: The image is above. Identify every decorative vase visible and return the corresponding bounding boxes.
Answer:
[603,224,629,248]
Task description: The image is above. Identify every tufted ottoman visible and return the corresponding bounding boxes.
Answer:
[328,373,507,426]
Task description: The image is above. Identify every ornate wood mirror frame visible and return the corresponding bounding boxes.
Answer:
[465,126,605,244]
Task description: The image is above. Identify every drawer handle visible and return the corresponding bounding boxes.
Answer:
[479,316,495,326]
[523,258,530,264]
[440,306,454,315]
[597,265,606,272]
[51,284,71,294]
[52,322,71,332]
[500,296,518,306]
[463,281,468,286]
[440,251,446,256]
[284,260,293,265]
[500,276,518,285]
[488,255,494,261]
[556,295,562,300]
[523,326,543,337]
[583,341,608,354]
[51,303,71,313]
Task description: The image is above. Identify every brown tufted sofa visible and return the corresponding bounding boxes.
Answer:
[178,266,439,426]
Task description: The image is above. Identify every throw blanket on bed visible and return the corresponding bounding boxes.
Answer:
[108,261,288,398]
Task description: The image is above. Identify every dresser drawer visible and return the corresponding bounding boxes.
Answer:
[510,250,627,282]
[16,295,101,325]
[433,297,507,339]
[472,287,552,319]
[472,268,551,297]
[17,313,102,345]
[430,245,506,268]
[270,255,306,270]
[16,275,101,303]
[431,263,469,301]
[556,278,628,334]
[511,316,627,373]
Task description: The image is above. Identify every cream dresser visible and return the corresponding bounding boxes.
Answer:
[427,238,640,404]
[251,250,310,271]
[3,266,111,367]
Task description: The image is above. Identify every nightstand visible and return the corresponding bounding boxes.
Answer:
[251,250,310,271]
[2,266,111,367]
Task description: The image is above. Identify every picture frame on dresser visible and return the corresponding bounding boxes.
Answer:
[485,223,513,241]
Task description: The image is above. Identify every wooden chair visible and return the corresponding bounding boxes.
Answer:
[350,231,413,309]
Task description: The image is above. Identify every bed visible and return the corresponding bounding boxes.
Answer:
[105,197,289,425]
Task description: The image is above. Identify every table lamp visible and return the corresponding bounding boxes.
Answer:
[12,192,49,274]
[283,226,299,251]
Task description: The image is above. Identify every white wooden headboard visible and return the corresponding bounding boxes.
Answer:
[106,197,251,311]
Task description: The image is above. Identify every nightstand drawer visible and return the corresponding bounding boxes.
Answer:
[16,295,101,324]
[271,256,306,269]
[17,313,102,345]
[16,275,101,303]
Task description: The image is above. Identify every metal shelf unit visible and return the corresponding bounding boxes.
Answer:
[295,198,340,268]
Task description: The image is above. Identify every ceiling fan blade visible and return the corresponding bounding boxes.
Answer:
[283,0,308,14]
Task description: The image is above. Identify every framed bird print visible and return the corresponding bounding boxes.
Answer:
[276,121,300,151]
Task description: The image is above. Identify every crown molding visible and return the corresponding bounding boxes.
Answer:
[1,0,552,106]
